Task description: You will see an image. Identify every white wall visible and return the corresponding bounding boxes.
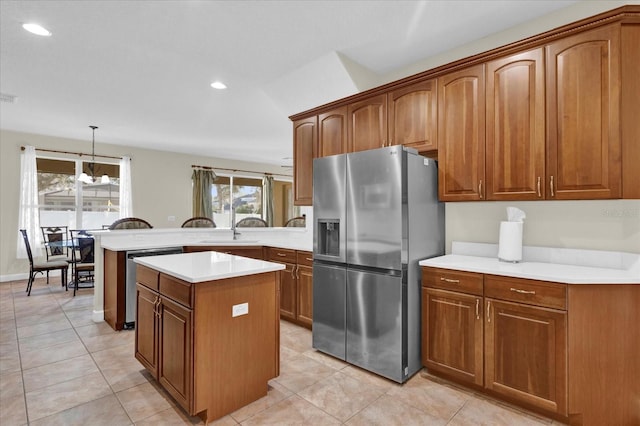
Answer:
[445,200,640,254]
[0,129,288,279]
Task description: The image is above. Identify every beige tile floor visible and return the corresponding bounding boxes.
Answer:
[0,276,566,425]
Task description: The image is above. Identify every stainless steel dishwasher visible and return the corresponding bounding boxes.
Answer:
[125,247,183,328]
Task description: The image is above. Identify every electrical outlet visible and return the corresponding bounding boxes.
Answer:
[232,302,249,317]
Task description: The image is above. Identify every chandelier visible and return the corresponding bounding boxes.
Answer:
[78,125,109,184]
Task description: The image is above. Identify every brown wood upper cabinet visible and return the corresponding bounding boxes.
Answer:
[486,48,546,200]
[438,64,485,201]
[349,80,438,153]
[348,94,387,152]
[546,24,621,199]
[318,106,348,157]
[388,79,438,153]
[293,116,317,206]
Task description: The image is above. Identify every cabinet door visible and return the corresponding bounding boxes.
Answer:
[293,116,317,206]
[546,24,621,199]
[486,49,545,200]
[438,64,485,201]
[135,284,159,378]
[279,262,297,321]
[348,94,387,152]
[422,288,483,386]
[158,296,193,411]
[296,265,313,327]
[485,298,567,415]
[388,79,437,152]
[318,106,348,157]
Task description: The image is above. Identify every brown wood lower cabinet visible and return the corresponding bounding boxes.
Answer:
[134,264,279,423]
[422,267,567,419]
[422,266,640,425]
[267,248,313,328]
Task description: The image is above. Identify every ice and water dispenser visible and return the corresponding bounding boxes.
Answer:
[317,219,340,257]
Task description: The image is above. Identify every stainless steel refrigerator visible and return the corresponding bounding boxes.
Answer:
[312,145,444,383]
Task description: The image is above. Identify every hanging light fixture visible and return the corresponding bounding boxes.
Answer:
[78,125,110,184]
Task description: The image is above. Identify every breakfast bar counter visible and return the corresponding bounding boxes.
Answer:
[132,251,284,423]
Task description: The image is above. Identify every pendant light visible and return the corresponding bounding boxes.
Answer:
[78,125,109,184]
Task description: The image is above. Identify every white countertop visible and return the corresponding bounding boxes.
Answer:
[98,227,313,252]
[134,251,285,283]
[419,242,640,284]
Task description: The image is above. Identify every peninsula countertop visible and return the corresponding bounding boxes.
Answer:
[133,251,285,283]
[419,242,640,284]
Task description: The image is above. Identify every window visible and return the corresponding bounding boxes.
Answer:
[37,157,120,230]
[211,174,299,227]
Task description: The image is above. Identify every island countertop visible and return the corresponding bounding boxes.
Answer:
[133,251,285,283]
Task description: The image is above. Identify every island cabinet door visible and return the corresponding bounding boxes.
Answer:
[158,296,193,412]
[296,264,313,327]
[484,298,567,416]
[422,287,483,387]
[135,284,159,378]
[279,263,297,321]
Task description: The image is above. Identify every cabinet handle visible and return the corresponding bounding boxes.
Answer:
[296,265,300,279]
[291,266,296,279]
[478,180,483,199]
[510,287,536,295]
[537,176,541,198]
[305,257,313,261]
[276,253,287,257]
[487,300,491,323]
[475,298,480,320]
[550,175,555,197]
[154,297,161,318]
[440,277,460,283]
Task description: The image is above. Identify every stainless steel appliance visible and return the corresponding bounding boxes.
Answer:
[125,247,183,328]
[312,145,444,383]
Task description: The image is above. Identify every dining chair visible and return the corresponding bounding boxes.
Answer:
[20,229,69,296]
[235,217,268,227]
[108,217,153,230]
[70,229,95,296]
[181,217,216,228]
[40,226,72,283]
[284,216,306,227]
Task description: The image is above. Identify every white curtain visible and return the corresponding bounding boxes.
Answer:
[17,146,41,258]
[119,156,132,218]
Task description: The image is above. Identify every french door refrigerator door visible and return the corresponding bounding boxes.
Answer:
[312,263,347,360]
[346,146,405,270]
[313,153,347,264]
[346,268,407,383]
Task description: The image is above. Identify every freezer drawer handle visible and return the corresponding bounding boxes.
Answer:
[510,287,536,295]
[440,277,460,283]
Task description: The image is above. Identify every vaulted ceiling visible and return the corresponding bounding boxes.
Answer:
[1,0,579,167]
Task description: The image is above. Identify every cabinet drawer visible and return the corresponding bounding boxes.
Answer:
[159,274,193,308]
[422,267,483,296]
[485,275,566,310]
[296,251,313,267]
[137,265,159,291]
[268,247,296,263]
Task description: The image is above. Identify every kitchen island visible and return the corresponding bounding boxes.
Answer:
[133,251,285,423]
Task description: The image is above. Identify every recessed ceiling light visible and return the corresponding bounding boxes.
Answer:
[22,23,52,36]
[210,81,227,90]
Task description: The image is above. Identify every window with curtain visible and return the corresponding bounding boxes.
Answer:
[37,157,120,230]
[210,174,298,227]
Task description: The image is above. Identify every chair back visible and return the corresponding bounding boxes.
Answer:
[285,216,306,227]
[181,217,216,228]
[71,230,95,263]
[235,217,268,227]
[19,229,35,266]
[108,217,153,230]
[41,226,69,260]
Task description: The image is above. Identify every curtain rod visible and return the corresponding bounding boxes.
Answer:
[21,146,125,161]
[191,164,292,178]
